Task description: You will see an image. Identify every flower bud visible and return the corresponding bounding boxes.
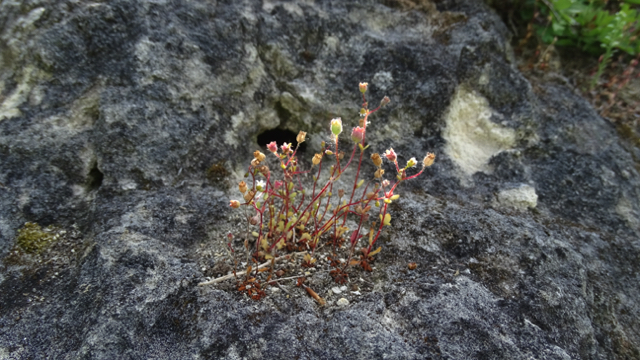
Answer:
[330,118,342,136]
[249,214,259,225]
[253,150,266,162]
[267,141,278,153]
[251,158,260,167]
[230,200,241,208]
[422,153,435,167]
[406,157,417,168]
[239,181,247,194]
[374,168,384,178]
[382,180,390,188]
[338,189,345,198]
[259,165,270,176]
[339,151,344,160]
[244,190,255,202]
[380,96,390,107]
[351,126,365,143]
[371,153,382,167]
[312,153,322,165]
[366,191,376,199]
[384,148,397,163]
[296,131,307,144]
[359,82,368,94]
[325,150,333,155]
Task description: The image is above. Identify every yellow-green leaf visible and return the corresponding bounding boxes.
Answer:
[383,213,391,226]
[369,246,382,257]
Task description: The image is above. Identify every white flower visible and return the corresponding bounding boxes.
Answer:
[256,180,266,192]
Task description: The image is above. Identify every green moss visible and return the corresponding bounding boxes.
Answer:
[15,222,57,254]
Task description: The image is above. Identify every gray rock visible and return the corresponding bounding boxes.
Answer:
[1,0,639,359]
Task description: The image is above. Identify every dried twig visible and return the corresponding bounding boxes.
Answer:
[198,251,307,286]
[304,285,326,306]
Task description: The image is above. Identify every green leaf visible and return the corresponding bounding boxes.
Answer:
[552,0,573,11]
[552,21,566,34]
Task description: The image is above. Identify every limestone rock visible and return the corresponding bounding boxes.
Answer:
[1,0,639,359]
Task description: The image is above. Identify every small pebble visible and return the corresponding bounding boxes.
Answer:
[331,286,342,294]
[337,298,349,307]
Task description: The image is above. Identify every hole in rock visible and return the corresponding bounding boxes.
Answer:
[87,161,104,191]
[257,128,307,154]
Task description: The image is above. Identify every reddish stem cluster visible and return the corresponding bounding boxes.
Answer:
[230,82,435,279]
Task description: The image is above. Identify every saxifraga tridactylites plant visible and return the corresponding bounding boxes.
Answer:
[199,82,435,303]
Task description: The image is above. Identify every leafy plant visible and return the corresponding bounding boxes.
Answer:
[518,0,640,87]
[200,83,435,302]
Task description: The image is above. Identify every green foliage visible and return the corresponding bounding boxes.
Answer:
[531,1,639,54]
[513,0,639,86]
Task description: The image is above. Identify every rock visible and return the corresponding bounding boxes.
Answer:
[1,0,639,359]
[497,184,538,210]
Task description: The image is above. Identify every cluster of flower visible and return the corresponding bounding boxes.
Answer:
[229,82,434,278]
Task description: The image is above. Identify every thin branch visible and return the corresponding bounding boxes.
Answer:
[198,251,307,286]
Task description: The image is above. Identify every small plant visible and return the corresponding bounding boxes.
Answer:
[515,0,640,87]
[200,83,435,301]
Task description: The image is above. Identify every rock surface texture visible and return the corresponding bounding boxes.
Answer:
[1,0,640,359]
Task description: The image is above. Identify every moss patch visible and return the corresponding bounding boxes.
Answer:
[15,222,58,254]
[4,222,91,276]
